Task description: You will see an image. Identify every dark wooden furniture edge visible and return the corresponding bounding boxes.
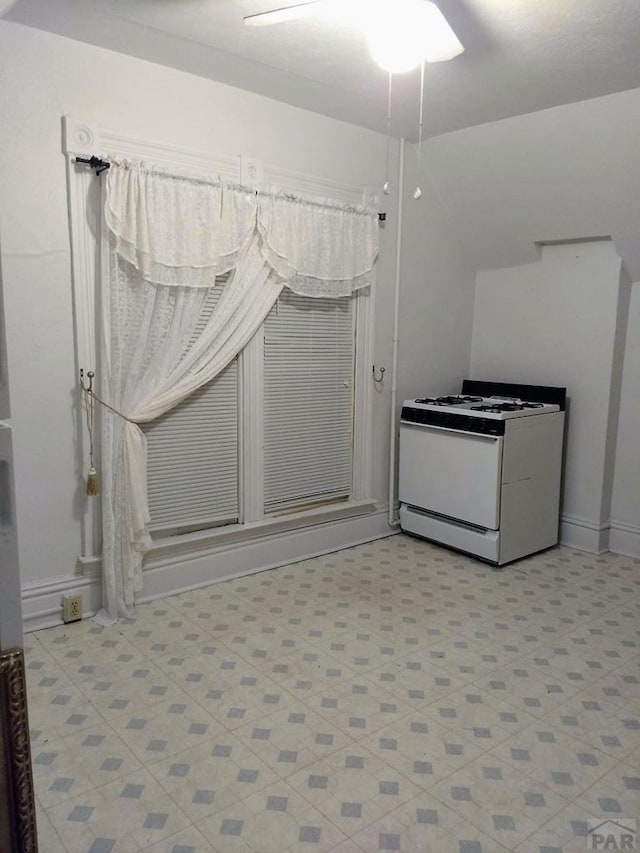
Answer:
[0,648,38,852]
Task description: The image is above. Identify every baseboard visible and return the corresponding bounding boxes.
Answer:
[21,572,102,634]
[22,509,395,632]
[138,508,394,604]
[560,514,610,554]
[608,519,640,558]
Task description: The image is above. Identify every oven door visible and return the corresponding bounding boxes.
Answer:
[398,421,503,530]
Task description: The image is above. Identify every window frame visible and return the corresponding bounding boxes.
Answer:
[64,115,376,570]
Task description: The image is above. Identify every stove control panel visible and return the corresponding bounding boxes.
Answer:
[400,406,506,436]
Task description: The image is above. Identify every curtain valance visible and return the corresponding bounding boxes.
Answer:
[104,161,379,297]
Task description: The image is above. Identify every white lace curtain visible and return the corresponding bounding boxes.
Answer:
[98,160,379,620]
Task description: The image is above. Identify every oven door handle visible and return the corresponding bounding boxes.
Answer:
[400,421,501,441]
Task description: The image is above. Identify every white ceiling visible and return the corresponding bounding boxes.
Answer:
[4,0,640,140]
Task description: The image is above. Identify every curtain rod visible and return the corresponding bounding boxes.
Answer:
[74,155,387,222]
[75,155,111,175]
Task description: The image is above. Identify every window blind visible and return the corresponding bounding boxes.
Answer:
[263,289,355,514]
[143,280,239,533]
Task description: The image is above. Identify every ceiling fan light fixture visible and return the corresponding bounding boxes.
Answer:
[243,0,463,71]
[365,0,463,73]
[367,8,425,74]
[419,1,464,62]
[367,34,424,74]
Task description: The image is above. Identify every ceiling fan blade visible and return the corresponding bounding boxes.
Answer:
[243,1,327,28]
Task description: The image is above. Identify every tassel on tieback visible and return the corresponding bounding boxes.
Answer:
[86,465,99,497]
[81,369,100,497]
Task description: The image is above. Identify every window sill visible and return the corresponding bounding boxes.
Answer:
[145,498,379,564]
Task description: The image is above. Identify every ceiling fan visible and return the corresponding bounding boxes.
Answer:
[243,0,464,73]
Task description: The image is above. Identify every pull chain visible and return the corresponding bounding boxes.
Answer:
[383,72,393,195]
[414,59,425,200]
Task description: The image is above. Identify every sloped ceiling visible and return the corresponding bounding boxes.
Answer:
[4,0,640,141]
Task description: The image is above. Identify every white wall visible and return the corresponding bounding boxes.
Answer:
[0,245,23,650]
[398,146,477,403]
[471,241,633,554]
[610,281,640,556]
[0,22,476,626]
[423,88,640,281]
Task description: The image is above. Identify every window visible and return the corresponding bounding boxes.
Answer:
[64,116,374,559]
[144,279,239,535]
[145,363,239,534]
[143,283,362,535]
[264,289,354,514]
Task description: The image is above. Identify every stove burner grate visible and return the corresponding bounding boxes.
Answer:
[416,395,483,406]
[471,401,545,412]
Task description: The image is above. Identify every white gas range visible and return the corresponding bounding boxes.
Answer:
[398,380,566,565]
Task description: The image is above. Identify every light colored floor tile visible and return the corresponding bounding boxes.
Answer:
[46,632,147,674]
[222,620,312,666]
[260,644,362,699]
[151,642,231,681]
[319,600,415,639]
[273,607,356,643]
[487,721,619,800]
[286,743,422,836]
[142,824,221,852]
[196,779,347,852]
[97,768,192,849]
[429,755,571,848]
[25,537,640,853]
[590,610,640,642]
[44,778,161,852]
[301,678,414,740]
[73,661,190,721]
[358,709,485,789]
[170,597,267,643]
[161,651,296,729]
[538,803,634,853]
[147,729,284,821]
[424,685,538,747]
[580,659,640,713]
[351,806,509,852]
[108,693,226,762]
[626,745,640,771]
[26,660,80,708]
[326,840,368,852]
[420,634,534,682]
[569,761,640,819]
[558,626,640,663]
[309,629,404,674]
[362,651,465,708]
[28,680,109,742]
[232,701,354,776]
[36,800,68,852]
[33,619,114,654]
[32,722,143,808]
[473,662,585,719]
[542,694,640,758]
[512,824,588,852]
[116,610,222,660]
[24,642,64,684]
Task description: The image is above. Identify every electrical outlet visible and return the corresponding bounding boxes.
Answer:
[62,594,83,623]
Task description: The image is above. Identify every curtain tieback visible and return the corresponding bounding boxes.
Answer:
[87,389,137,424]
[80,370,138,498]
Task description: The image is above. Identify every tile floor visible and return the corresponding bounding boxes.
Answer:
[25,535,640,852]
